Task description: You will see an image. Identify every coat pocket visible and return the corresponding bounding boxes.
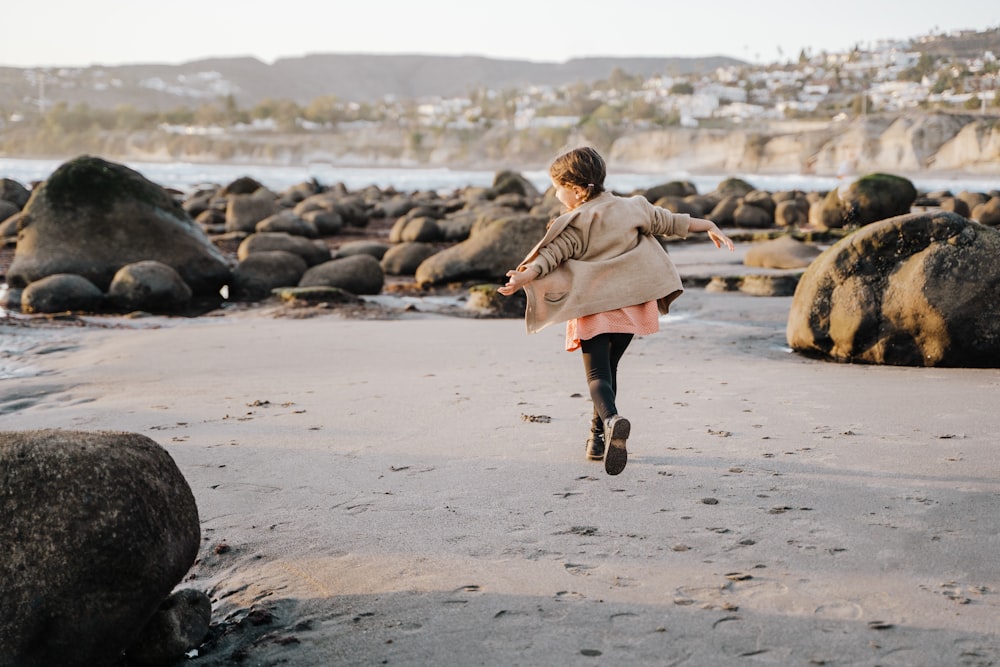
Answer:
[543,291,568,303]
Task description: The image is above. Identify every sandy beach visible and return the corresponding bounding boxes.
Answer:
[3,244,1000,665]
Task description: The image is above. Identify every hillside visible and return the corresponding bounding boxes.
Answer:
[0,54,743,112]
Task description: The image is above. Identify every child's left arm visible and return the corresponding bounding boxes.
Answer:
[687,217,735,251]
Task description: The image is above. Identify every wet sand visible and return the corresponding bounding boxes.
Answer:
[3,250,1000,665]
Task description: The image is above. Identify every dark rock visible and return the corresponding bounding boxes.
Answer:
[492,192,531,210]
[333,240,391,260]
[278,179,322,206]
[230,250,308,301]
[255,210,318,237]
[712,177,755,199]
[272,285,362,305]
[743,190,776,217]
[6,156,230,295]
[21,273,104,313]
[300,208,343,236]
[465,283,526,317]
[972,196,1000,226]
[436,210,479,242]
[706,274,800,296]
[237,231,331,266]
[737,274,801,296]
[787,211,1000,366]
[125,589,211,666]
[225,189,281,233]
[652,196,703,217]
[194,208,226,232]
[107,260,193,313]
[819,172,918,229]
[381,242,439,275]
[733,202,774,228]
[372,193,417,219]
[331,196,370,227]
[744,235,822,269]
[774,198,809,227]
[642,181,698,202]
[0,199,19,222]
[0,429,200,667]
[299,254,384,295]
[0,177,32,208]
[707,195,741,226]
[938,196,971,218]
[956,190,988,212]
[414,214,547,287]
[0,210,23,241]
[394,216,442,243]
[489,170,541,199]
[220,176,264,196]
[180,190,216,218]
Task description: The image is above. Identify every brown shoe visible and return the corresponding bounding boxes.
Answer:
[585,429,605,460]
[603,415,630,475]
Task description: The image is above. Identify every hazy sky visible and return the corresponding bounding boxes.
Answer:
[3,1,997,68]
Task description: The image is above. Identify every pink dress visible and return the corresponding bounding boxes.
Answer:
[565,300,660,352]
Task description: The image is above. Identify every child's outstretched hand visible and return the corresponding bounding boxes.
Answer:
[497,267,535,295]
[708,227,735,252]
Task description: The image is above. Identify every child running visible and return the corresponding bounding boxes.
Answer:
[498,147,734,475]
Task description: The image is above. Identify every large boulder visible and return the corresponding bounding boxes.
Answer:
[415,214,547,287]
[6,156,230,295]
[107,260,193,313]
[21,273,104,314]
[299,254,385,295]
[230,250,309,301]
[0,429,200,667]
[816,172,918,229]
[786,211,1000,367]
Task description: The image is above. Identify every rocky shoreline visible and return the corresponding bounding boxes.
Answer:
[2,155,998,331]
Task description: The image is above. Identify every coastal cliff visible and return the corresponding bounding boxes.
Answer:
[13,112,999,177]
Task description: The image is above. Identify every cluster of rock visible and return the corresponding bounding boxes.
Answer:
[0,430,207,666]
[0,156,559,316]
[2,155,1000,366]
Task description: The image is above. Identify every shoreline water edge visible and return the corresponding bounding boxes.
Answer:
[1,156,998,197]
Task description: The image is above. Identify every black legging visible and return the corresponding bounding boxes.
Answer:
[579,332,634,423]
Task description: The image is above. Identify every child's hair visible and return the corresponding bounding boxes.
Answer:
[549,147,606,202]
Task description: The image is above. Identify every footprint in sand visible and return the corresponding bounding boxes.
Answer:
[814,601,864,619]
[564,562,596,576]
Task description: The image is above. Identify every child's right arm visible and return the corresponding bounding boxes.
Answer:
[497,264,540,295]
[497,225,583,295]
[687,217,735,251]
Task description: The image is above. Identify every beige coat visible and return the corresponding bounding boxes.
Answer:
[518,192,692,333]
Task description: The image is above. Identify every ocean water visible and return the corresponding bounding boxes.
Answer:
[3,156,997,196]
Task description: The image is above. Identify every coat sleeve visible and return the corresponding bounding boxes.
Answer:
[524,224,584,276]
[642,200,693,239]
